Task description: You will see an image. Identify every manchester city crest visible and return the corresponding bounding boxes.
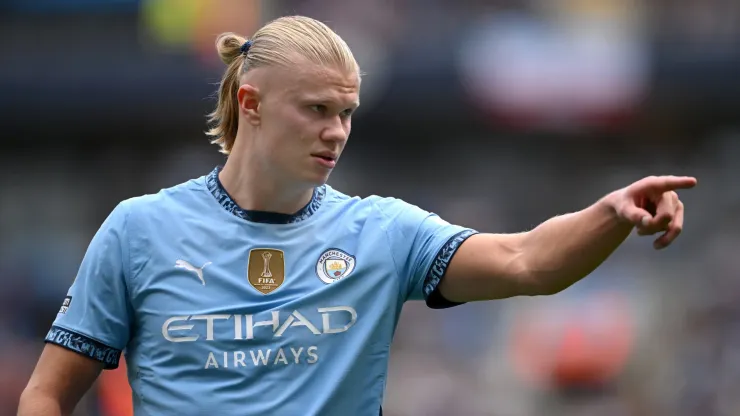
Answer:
[316,249,356,284]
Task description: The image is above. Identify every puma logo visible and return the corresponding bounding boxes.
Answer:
[175,260,212,285]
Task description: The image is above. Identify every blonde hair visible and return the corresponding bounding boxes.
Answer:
[207,15,360,155]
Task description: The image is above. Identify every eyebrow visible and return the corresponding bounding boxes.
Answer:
[303,95,360,108]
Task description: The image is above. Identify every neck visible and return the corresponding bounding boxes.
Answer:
[219,153,315,215]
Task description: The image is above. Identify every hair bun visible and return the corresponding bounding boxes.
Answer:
[215,32,247,65]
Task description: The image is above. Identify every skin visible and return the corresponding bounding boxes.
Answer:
[219,56,360,215]
[439,178,695,301]
[18,57,363,416]
[18,52,697,415]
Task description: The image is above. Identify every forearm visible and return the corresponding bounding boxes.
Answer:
[521,192,633,295]
[17,389,65,416]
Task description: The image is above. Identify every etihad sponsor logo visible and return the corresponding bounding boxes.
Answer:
[161,306,357,370]
[161,306,357,342]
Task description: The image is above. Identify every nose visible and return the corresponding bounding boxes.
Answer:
[319,116,350,144]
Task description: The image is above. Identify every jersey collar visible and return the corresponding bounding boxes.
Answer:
[205,166,326,224]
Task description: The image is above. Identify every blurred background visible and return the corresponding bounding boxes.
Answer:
[1,0,738,415]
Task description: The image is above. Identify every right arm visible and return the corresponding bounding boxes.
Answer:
[19,201,134,415]
[18,345,103,416]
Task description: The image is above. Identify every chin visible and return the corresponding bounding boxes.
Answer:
[301,172,331,188]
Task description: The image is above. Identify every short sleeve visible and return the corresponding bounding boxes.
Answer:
[376,198,478,309]
[44,201,133,369]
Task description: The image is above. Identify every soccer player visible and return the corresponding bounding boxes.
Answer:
[18,15,696,416]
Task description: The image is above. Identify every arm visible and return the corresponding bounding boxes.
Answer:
[439,176,696,302]
[18,344,103,416]
[439,196,630,300]
[19,201,133,414]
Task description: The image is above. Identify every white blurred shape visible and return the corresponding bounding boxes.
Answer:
[457,11,650,129]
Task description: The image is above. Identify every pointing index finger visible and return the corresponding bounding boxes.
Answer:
[639,176,697,194]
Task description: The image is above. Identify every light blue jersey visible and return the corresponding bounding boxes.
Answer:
[46,167,477,416]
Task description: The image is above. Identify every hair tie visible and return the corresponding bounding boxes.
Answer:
[240,40,253,55]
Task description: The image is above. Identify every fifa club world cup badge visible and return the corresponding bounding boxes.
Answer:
[316,249,356,284]
[247,248,285,294]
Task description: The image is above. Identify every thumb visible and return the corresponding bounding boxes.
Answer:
[621,205,653,227]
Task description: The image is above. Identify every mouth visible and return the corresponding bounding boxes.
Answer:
[311,151,337,160]
[311,153,338,169]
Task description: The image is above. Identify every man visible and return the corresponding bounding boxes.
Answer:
[18,15,696,416]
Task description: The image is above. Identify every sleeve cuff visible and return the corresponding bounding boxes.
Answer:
[44,325,122,370]
[422,229,478,309]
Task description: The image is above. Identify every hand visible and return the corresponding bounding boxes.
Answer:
[610,175,697,249]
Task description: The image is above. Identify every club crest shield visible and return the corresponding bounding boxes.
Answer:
[247,248,285,294]
[316,249,356,284]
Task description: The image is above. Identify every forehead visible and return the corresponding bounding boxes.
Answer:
[274,63,360,105]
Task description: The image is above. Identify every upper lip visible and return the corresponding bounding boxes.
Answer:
[312,151,338,160]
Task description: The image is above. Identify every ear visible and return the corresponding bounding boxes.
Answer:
[237,83,261,126]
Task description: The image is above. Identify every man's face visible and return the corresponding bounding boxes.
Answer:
[249,62,360,188]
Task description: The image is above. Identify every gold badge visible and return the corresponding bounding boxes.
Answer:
[247,248,285,294]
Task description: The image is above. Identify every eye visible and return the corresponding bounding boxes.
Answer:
[340,108,354,118]
[310,105,327,114]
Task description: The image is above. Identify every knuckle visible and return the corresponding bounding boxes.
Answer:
[668,225,682,237]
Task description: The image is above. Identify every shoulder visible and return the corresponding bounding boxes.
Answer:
[113,175,209,227]
[125,176,208,213]
[324,184,402,210]
[322,185,427,227]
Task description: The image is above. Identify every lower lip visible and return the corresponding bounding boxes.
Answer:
[313,156,336,169]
